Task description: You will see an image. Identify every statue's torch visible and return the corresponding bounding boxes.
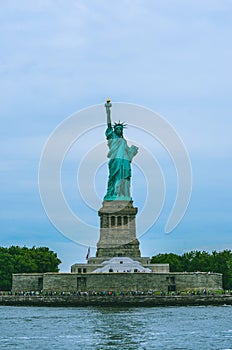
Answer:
[105,98,112,125]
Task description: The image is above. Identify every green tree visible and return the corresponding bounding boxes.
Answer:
[0,246,61,290]
[151,250,232,289]
[151,253,183,272]
[210,250,232,290]
[0,248,14,290]
[182,250,212,272]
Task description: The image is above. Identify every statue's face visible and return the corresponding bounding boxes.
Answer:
[114,126,123,137]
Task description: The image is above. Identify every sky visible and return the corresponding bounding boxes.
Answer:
[1,0,232,271]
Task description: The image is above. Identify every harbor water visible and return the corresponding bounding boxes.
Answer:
[0,305,231,349]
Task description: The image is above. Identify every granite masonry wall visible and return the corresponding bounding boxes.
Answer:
[12,272,222,292]
[71,262,170,273]
[12,273,44,291]
[97,201,141,258]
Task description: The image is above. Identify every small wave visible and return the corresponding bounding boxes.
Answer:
[56,335,82,339]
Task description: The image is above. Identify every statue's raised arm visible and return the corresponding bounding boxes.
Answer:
[105,98,112,127]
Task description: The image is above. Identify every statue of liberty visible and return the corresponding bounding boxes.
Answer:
[104,99,138,201]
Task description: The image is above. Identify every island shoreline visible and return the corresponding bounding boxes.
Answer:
[1,294,232,307]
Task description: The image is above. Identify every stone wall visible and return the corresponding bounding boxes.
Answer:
[12,273,43,291]
[147,264,170,273]
[87,256,152,265]
[71,263,99,273]
[175,272,222,290]
[71,261,170,273]
[12,271,222,292]
[43,273,78,291]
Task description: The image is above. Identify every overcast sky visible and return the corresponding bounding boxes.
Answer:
[1,0,232,271]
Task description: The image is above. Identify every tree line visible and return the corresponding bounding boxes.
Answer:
[1,247,231,291]
[0,246,61,290]
[151,250,232,289]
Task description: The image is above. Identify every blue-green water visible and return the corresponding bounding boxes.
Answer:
[0,306,231,349]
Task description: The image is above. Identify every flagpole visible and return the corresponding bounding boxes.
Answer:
[86,247,90,261]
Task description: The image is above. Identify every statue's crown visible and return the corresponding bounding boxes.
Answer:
[113,121,127,129]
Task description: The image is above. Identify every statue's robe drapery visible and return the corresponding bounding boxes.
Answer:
[104,126,137,200]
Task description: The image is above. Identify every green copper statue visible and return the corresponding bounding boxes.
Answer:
[104,98,138,201]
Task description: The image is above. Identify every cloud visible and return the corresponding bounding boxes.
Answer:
[1,0,231,106]
[0,1,231,267]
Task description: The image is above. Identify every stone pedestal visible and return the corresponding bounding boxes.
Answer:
[96,200,141,258]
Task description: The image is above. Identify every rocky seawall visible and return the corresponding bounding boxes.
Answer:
[0,294,232,307]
